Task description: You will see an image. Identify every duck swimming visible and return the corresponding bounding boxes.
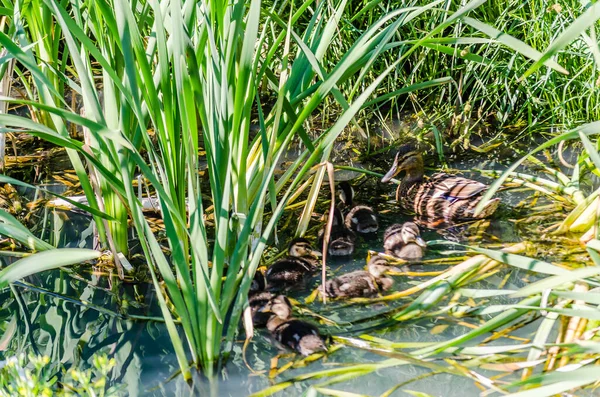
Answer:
[261,295,327,356]
[318,208,356,256]
[381,144,500,220]
[322,255,395,298]
[265,238,321,291]
[383,222,427,260]
[338,181,379,234]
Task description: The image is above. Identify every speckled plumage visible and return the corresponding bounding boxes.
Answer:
[318,208,356,256]
[263,295,327,356]
[248,291,277,328]
[323,255,395,298]
[383,222,426,260]
[265,238,321,291]
[382,145,500,220]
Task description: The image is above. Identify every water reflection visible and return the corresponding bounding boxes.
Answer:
[0,150,540,396]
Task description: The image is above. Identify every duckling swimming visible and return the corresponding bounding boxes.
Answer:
[323,255,394,298]
[318,208,356,256]
[338,181,379,234]
[383,222,427,260]
[261,295,327,356]
[248,290,275,328]
[265,238,322,291]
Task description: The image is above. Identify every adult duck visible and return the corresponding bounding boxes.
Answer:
[381,144,500,220]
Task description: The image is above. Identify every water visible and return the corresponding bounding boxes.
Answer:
[0,142,572,396]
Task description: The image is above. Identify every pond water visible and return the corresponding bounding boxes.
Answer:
[0,140,580,396]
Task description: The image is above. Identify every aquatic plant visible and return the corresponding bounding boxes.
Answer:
[244,7,600,395]
[0,353,123,397]
[0,0,506,381]
[334,0,600,132]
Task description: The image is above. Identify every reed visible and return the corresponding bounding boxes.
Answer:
[0,0,493,379]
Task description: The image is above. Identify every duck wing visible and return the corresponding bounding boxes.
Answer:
[429,174,487,203]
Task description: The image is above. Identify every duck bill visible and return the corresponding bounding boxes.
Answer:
[310,249,323,258]
[415,237,427,248]
[381,154,400,183]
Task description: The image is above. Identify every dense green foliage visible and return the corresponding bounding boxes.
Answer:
[335,0,600,128]
[1,0,600,395]
[0,353,122,397]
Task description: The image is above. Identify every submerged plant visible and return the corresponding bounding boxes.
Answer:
[1,0,594,389]
[0,0,496,380]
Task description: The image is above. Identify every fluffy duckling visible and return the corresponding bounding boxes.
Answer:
[318,208,356,256]
[265,238,322,291]
[248,291,275,327]
[383,222,427,260]
[338,181,379,234]
[261,295,327,356]
[323,255,395,298]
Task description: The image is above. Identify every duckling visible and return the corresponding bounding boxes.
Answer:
[318,208,356,256]
[322,255,395,298]
[265,238,322,291]
[261,295,327,356]
[381,144,500,220]
[250,269,266,293]
[338,181,379,234]
[248,291,275,328]
[383,222,427,260]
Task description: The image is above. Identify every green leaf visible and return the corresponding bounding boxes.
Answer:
[511,266,600,297]
[520,2,600,80]
[463,17,567,74]
[0,249,101,288]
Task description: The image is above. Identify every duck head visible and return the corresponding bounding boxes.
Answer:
[381,145,423,183]
[399,222,427,247]
[259,294,292,319]
[338,181,355,206]
[298,334,327,356]
[288,238,322,259]
[367,255,402,277]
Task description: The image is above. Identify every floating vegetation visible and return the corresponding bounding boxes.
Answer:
[2,0,600,395]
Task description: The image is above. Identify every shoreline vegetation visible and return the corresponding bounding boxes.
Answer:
[1,0,600,395]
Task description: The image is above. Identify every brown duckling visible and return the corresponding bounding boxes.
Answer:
[248,291,275,328]
[383,222,427,260]
[261,295,327,356]
[318,208,356,256]
[381,144,500,220]
[248,290,291,328]
[265,238,322,291]
[338,181,379,234]
[323,255,395,298]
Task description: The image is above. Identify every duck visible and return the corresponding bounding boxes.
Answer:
[383,222,427,260]
[381,144,500,220]
[261,295,327,356]
[248,290,275,327]
[338,181,379,234]
[322,255,395,298]
[318,208,356,256]
[265,238,322,291]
